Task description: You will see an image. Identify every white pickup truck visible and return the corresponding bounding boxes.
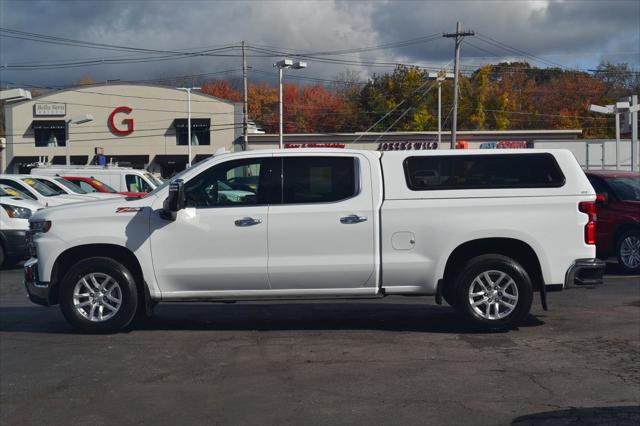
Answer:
[24,148,605,333]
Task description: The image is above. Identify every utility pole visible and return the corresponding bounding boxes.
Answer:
[443,21,474,149]
[242,40,249,151]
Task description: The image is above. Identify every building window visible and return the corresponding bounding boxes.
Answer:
[33,120,66,147]
[174,118,211,146]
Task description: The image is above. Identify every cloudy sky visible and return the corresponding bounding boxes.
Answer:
[1,0,638,88]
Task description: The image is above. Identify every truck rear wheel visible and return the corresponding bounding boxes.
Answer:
[453,254,533,331]
[59,257,138,334]
[617,229,640,274]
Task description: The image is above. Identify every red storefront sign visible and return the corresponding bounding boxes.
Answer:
[108,106,134,136]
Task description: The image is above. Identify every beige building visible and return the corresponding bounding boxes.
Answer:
[2,83,586,177]
[2,84,242,176]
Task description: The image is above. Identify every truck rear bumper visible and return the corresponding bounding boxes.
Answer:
[564,258,606,288]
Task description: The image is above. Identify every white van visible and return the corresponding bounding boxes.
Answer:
[31,166,162,194]
[0,186,42,266]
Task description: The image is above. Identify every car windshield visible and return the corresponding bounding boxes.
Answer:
[0,184,30,199]
[143,166,192,198]
[0,187,8,196]
[21,178,62,196]
[607,176,640,201]
[144,172,163,187]
[90,179,118,193]
[55,178,87,194]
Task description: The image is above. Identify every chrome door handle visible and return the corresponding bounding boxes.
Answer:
[340,214,368,224]
[235,217,262,227]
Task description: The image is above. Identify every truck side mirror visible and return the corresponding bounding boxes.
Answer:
[596,193,608,206]
[162,179,185,220]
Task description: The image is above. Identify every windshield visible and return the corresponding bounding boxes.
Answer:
[0,187,8,196]
[21,178,62,196]
[607,176,640,201]
[91,179,118,193]
[145,172,163,187]
[143,166,192,198]
[0,184,30,199]
[55,178,87,194]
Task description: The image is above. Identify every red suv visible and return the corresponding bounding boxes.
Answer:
[63,176,146,198]
[585,170,640,274]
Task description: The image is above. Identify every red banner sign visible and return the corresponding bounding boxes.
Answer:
[284,143,346,149]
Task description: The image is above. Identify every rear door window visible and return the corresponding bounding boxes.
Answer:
[404,154,565,190]
[281,156,358,204]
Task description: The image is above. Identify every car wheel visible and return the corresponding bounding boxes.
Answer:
[0,244,5,267]
[453,254,533,331]
[617,229,640,274]
[59,257,138,334]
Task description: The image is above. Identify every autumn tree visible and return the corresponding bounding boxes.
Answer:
[201,80,242,102]
[76,75,96,85]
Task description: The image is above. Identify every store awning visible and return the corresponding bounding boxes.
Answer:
[193,154,212,164]
[10,156,41,165]
[154,154,188,164]
[32,120,66,131]
[51,155,89,165]
[173,118,210,130]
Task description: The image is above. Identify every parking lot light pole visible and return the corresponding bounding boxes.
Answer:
[428,71,454,145]
[177,87,201,168]
[66,114,94,166]
[274,59,307,149]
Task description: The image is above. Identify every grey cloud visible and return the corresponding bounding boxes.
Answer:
[0,0,638,87]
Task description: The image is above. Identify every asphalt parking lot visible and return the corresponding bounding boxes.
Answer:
[1,266,639,426]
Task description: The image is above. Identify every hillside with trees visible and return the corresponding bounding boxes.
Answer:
[1,61,637,138]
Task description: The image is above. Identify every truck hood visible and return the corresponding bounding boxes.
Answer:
[43,194,91,207]
[0,196,43,211]
[31,195,152,222]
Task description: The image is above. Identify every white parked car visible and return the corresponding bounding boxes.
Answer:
[24,149,605,333]
[0,186,42,266]
[0,175,87,207]
[31,166,162,194]
[30,176,123,201]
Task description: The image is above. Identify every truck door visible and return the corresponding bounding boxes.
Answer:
[267,154,376,290]
[149,156,276,294]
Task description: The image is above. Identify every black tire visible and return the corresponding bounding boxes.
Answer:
[59,257,138,334]
[0,244,5,267]
[616,229,640,274]
[452,254,533,331]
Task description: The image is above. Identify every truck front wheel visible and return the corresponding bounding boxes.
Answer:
[59,257,138,334]
[453,254,533,331]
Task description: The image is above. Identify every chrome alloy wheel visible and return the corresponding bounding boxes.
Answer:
[73,273,122,322]
[620,236,640,269]
[468,270,519,320]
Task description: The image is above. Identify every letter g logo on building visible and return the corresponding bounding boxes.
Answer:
[108,106,134,136]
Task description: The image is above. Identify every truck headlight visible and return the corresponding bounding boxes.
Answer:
[1,204,32,219]
[29,220,52,233]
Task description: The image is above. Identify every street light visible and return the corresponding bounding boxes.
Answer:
[274,59,307,149]
[588,101,639,170]
[66,114,94,166]
[177,87,201,168]
[428,70,454,146]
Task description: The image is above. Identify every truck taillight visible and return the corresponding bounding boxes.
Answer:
[578,201,597,245]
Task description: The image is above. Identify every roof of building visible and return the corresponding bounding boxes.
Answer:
[7,83,240,107]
